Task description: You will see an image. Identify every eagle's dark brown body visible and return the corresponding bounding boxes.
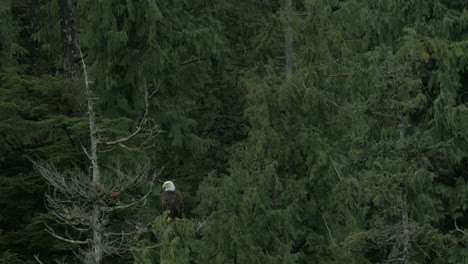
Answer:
[162,190,182,219]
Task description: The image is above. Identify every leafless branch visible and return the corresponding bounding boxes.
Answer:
[328,154,343,181]
[118,143,142,151]
[81,144,92,160]
[49,208,90,229]
[98,145,116,153]
[196,212,215,231]
[104,81,159,148]
[328,99,345,109]
[142,243,162,249]
[45,224,90,245]
[454,219,468,235]
[53,256,68,264]
[105,125,144,146]
[104,162,160,193]
[34,255,45,264]
[102,167,161,212]
[101,189,152,212]
[416,244,430,257]
[34,161,95,200]
[322,214,336,246]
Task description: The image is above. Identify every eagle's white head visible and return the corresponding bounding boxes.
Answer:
[162,181,175,191]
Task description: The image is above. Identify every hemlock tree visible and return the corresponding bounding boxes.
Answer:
[342,48,454,262]
[154,213,197,264]
[339,1,468,263]
[322,1,468,263]
[195,0,366,263]
[196,0,467,263]
[131,213,198,264]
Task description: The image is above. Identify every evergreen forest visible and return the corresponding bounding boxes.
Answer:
[0,0,467,263]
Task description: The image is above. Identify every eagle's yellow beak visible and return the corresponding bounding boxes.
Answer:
[162,183,167,188]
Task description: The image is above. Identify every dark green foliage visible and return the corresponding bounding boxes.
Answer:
[152,213,196,264]
[0,70,86,262]
[196,0,467,263]
[70,0,246,219]
[1,0,468,263]
[0,250,35,264]
[0,0,19,67]
[0,69,86,163]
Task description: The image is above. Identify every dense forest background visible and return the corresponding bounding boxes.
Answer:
[1,0,467,263]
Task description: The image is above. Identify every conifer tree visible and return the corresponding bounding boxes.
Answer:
[196,1,468,263]
[335,1,468,262]
[195,0,365,263]
[153,214,196,264]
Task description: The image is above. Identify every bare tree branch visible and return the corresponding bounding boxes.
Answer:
[322,214,336,246]
[105,126,144,146]
[102,189,152,212]
[98,145,116,153]
[102,167,161,212]
[196,212,215,232]
[34,255,45,264]
[81,144,92,160]
[45,224,90,245]
[454,219,468,236]
[104,81,159,148]
[118,143,142,151]
[328,154,343,181]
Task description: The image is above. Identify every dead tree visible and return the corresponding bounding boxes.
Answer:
[33,51,160,264]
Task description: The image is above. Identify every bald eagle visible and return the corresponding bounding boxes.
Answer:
[161,181,182,222]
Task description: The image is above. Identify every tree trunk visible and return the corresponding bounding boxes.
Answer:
[58,0,81,80]
[273,0,295,209]
[285,0,294,79]
[30,0,42,76]
[399,120,411,264]
[89,102,100,183]
[91,205,103,264]
[401,188,411,264]
[83,47,102,264]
